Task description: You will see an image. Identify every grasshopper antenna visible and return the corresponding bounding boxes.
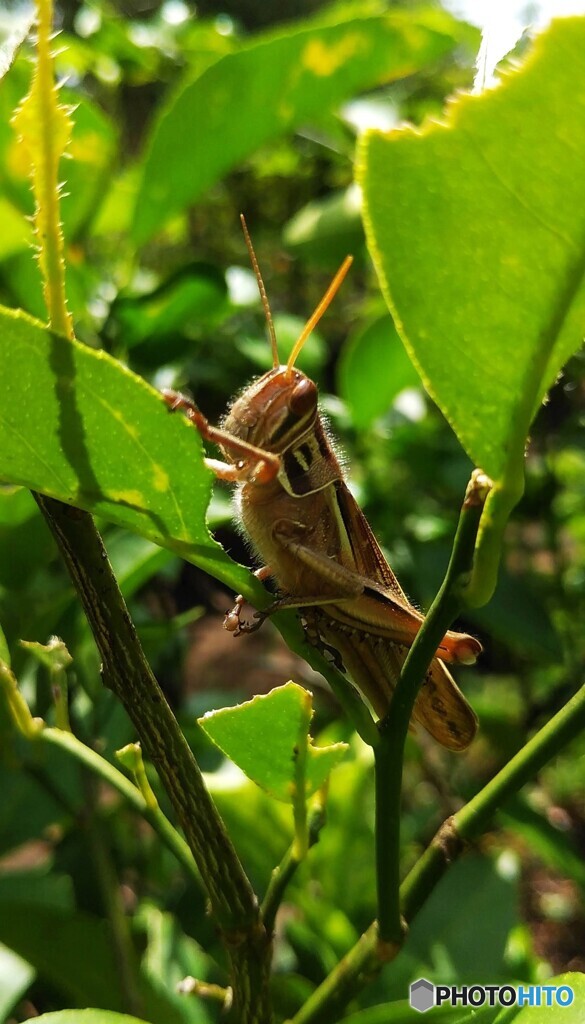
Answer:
[287,255,353,373]
[240,213,279,369]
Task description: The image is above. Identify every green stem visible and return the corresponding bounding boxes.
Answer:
[82,773,144,1017]
[262,802,326,935]
[32,0,73,339]
[289,927,382,1024]
[375,472,488,944]
[290,675,585,1024]
[373,738,404,949]
[35,496,273,1023]
[40,727,201,886]
[17,3,272,1015]
[403,675,585,919]
[52,668,71,732]
[275,613,379,748]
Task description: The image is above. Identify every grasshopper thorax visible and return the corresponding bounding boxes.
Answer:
[222,366,318,457]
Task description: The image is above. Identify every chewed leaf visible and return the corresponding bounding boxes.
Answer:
[359,18,585,483]
[198,682,348,804]
[20,636,72,673]
[359,17,585,602]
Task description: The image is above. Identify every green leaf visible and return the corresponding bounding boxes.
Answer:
[21,1013,151,1024]
[342,1001,498,1023]
[0,7,35,81]
[110,262,227,353]
[360,17,585,480]
[338,314,421,428]
[106,531,176,600]
[0,761,79,857]
[136,902,214,1024]
[381,854,520,998]
[198,682,348,803]
[493,973,585,1023]
[359,18,585,600]
[0,942,34,1022]
[0,903,193,1023]
[60,91,117,241]
[0,621,9,666]
[19,636,72,672]
[0,196,32,259]
[283,185,365,268]
[0,305,251,594]
[499,796,585,889]
[133,9,477,243]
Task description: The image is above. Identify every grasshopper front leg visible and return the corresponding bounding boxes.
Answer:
[163,389,280,485]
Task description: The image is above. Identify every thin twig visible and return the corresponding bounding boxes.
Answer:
[40,727,201,886]
[375,471,489,944]
[289,674,585,1024]
[82,772,144,1017]
[262,803,326,935]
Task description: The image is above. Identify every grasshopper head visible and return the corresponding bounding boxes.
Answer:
[226,216,351,457]
[222,366,318,455]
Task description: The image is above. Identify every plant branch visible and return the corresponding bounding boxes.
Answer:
[401,674,585,920]
[82,772,144,1017]
[289,674,585,1024]
[15,0,74,339]
[16,0,273,1015]
[40,726,201,886]
[375,470,489,944]
[35,496,273,1023]
[275,613,379,748]
[262,801,326,935]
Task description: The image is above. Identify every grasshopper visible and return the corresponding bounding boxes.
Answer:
[164,217,480,751]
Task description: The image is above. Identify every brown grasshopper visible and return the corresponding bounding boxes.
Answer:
[164,217,480,751]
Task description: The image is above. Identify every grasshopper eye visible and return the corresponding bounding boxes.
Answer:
[289,377,317,418]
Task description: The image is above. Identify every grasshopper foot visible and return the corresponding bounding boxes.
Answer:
[223,596,267,636]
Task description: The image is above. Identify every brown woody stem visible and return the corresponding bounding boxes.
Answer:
[34,495,273,1023]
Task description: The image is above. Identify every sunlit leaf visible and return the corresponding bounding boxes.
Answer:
[338,314,421,428]
[0,941,33,1022]
[0,622,9,666]
[0,6,34,80]
[134,9,477,243]
[283,185,364,268]
[0,306,251,593]
[359,18,585,600]
[198,682,348,803]
[21,1011,151,1023]
[359,18,585,483]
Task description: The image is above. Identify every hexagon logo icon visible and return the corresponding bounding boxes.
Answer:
[410,978,435,1013]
